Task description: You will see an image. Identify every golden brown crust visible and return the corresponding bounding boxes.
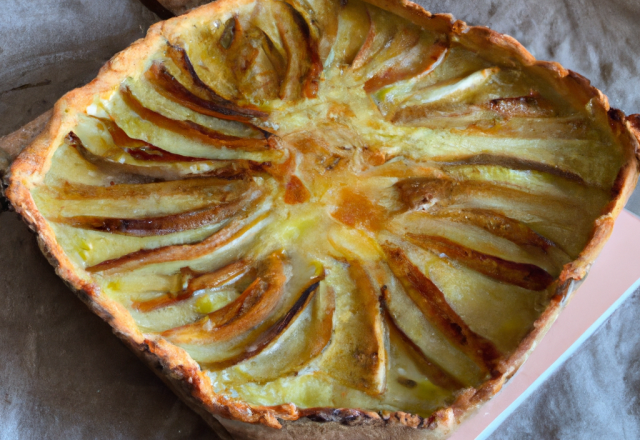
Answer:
[4,0,640,437]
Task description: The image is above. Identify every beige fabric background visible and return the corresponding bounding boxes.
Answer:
[0,1,638,439]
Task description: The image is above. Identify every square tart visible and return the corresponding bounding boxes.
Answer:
[5,0,640,438]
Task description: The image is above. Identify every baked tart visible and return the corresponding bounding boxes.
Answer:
[4,0,639,438]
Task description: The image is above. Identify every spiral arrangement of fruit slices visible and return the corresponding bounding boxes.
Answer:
[32,0,625,416]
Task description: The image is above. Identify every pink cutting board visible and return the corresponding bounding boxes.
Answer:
[450,209,640,439]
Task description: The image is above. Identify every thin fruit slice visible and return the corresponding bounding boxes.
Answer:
[87,208,269,273]
[321,259,387,396]
[132,260,251,312]
[120,86,269,151]
[162,251,287,344]
[382,243,501,371]
[381,286,464,391]
[406,234,554,291]
[164,43,268,121]
[53,197,249,237]
[202,271,326,370]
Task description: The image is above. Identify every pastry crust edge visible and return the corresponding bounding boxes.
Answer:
[4,0,640,437]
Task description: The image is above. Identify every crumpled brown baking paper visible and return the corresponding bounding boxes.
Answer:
[1,1,639,439]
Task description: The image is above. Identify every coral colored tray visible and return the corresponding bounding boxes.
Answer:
[449,209,640,439]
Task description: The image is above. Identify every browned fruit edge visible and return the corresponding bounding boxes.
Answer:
[3,0,640,436]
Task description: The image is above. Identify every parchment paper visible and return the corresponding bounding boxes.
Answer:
[1,1,639,439]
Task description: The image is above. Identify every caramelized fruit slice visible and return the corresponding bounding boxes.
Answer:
[203,271,326,370]
[107,89,278,162]
[393,176,602,257]
[381,287,464,391]
[164,43,268,121]
[69,117,249,180]
[146,60,269,123]
[406,234,554,291]
[87,208,269,273]
[219,282,335,382]
[328,0,370,65]
[320,259,387,396]
[273,1,317,100]
[389,67,501,121]
[429,209,556,251]
[363,36,448,93]
[132,260,251,312]
[120,87,269,151]
[162,251,287,344]
[54,194,250,237]
[382,243,501,371]
[284,0,339,62]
